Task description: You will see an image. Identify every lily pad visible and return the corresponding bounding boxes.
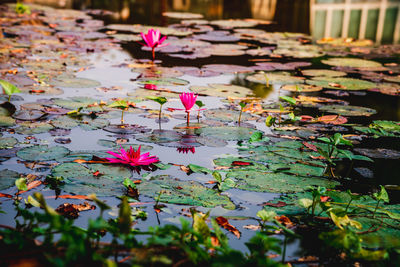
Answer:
[0,115,15,127]
[321,57,383,69]
[226,170,338,193]
[17,145,70,161]
[307,77,377,90]
[137,175,235,209]
[50,75,101,88]
[53,97,100,110]
[0,137,18,149]
[103,124,151,135]
[210,19,258,28]
[281,84,322,92]
[354,148,400,159]
[136,130,182,144]
[246,72,305,85]
[301,69,347,77]
[0,169,21,190]
[190,84,253,98]
[203,109,255,122]
[195,126,255,141]
[15,122,54,135]
[319,104,377,116]
[137,77,189,86]
[52,163,131,196]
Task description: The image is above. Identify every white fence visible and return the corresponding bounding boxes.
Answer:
[310,0,400,43]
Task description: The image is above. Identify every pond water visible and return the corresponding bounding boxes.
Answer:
[0,1,400,264]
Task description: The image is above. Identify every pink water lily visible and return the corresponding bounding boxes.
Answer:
[140,28,169,60]
[106,145,159,167]
[178,92,206,125]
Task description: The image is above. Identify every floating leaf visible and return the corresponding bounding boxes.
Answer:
[195,126,255,141]
[52,163,131,196]
[319,104,376,116]
[190,84,253,98]
[321,58,383,69]
[0,137,18,149]
[17,145,70,161]
[138,175,235,209]
[0,169,21,190]
[50,75,101,88]
[307,77,376,90]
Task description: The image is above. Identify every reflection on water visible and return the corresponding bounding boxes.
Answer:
[23,0,399,43]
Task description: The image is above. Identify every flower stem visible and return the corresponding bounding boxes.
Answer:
[238,109,243,126]
[121,110,125,124]
[186,111,190,126]
[152,47,155,61]
[8,95,11,102]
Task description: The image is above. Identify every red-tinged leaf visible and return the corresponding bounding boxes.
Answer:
[300,115,314,122]
[232,161,252,166]
[0,193,13,198]
[129,201,153,206]
[316,115,348,125]
[215,216,241,238]
[154,208,161,213]
[176,186,183,190]
[263,201,288,208]
[310,155,325,160]
[320,196,331,202]
[303,142,318,152]
[133,180,142,184]
[274,215,294,227]
[55,202,96,219]
[211,236,220,247]
[29,89,45,94]
[93,170,102,177]
[205,180,217,184]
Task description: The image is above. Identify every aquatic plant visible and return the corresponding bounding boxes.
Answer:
[0,79,21,102]
[140,28,169,61]
[106,145,159,167]
[179,92,200,126]
[147,96,167,128]
[108,100,129,124]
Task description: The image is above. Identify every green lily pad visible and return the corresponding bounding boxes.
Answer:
[0,169,21,190]
[203,109,255,122]
[319,104,377,116]
[0,137,18,149]
[190,84,253,98]
[51,116,79,129]
[321,57,383,69]
[301,69,347,77]
[79,117,110,131]
[53,97,101,110]
[127,88,180,100]
[210,19,258,28]
[137,175,235,209]
[354,120,400,137]
[17,145,70,161]
[136,130,182,144]
[52,163,131,196]
[196,136,228,147]
[306,77,376,90]
[281,84,322,92]
[246,72,305,85]
[50,75,101,88]
[137,77,189,87]
[57,150,110,163]
[226,170,338,193]
[15,122,54,135]
[0,115,15,127]
[195,126,255,141]
[97,139,153,152]
[12,110,45,121]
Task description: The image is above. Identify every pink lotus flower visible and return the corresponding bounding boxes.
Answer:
[106,145,159,167]
[179,92,197,112]
[178,92,206,125]
[140,28,169,60]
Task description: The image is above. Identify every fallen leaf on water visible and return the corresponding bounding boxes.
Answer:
[47,195,91,200]
[0,193,13,198]
[303,142,318,152]
[274,215,294,228]
[16,180,42,195]
[215,216,241,238]
[56,202,96,219]
[263,201,288,207]
[243,224,261,231]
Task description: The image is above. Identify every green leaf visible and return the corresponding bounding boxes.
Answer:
[248,131,263,143]
[108,100,128,109]
[298,198,313,209]
[195,100,205,108]
[257,210,277,222]
[279,96,296,105]
[123,178,136,189]
[147,96,167,105]
[188,164,212,174]
[212,171,222,183]
[265,115,276,127]
[193,211,210,238]
[239,102,247,108]
[373,185,389,203]
[0,79,21,97]
[15,177,27,191]
[118,196,132,234]
[26,195,41,207]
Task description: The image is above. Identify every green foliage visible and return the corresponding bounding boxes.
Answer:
[147,96,167,105]
[279,96,296,105]
[0,79,21,101]
[107,100,128,109]
[15,2,31,15]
